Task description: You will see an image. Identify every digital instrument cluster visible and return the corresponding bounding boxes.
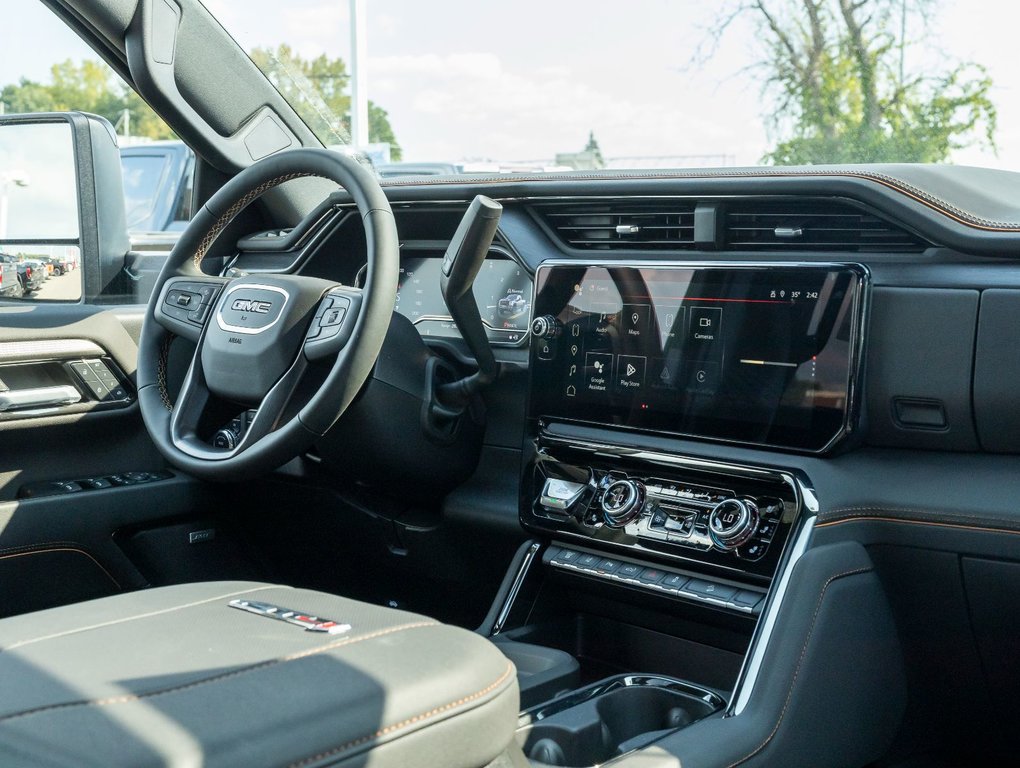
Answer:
[394,248,532,345]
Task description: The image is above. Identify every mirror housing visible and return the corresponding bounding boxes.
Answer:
[0,112,129,300]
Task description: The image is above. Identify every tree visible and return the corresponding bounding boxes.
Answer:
[249,45,402,160]
[1,59,174,140]
[709,0,996,164]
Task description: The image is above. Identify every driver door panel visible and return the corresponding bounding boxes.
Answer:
[0,304,225,616]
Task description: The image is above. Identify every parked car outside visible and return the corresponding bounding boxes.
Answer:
[0,254,23,298]
[16,259,43,294]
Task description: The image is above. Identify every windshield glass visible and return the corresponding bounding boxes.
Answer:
[200,0,1014,177]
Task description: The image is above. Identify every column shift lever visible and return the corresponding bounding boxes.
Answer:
[437,195,503,408]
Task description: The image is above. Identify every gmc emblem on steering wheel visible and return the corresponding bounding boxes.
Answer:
[231,298,272,314]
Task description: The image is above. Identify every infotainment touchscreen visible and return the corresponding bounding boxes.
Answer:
[528,263,866,452]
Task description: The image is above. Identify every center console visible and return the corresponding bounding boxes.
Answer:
[494,261,868,765]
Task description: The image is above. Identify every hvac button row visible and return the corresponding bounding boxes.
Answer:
[546,545,765,614]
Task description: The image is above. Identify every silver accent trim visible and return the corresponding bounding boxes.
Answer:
[541,435,789,484]
[215,283,290,336]
[530,259,870,455]
[774,226,803,238]
[539,478,587,511]
[491,541,541,635]
[0,385,81,412]
[0,339,103,363]
[730,517,815,715]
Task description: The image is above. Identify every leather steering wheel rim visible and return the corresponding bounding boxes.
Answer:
[137,148,399,481]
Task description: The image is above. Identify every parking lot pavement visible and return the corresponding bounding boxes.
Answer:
[31,271,82,301]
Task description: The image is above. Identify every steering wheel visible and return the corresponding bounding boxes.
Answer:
[137,148,398,480]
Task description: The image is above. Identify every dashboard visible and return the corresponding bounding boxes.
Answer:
[220,164,1020,765]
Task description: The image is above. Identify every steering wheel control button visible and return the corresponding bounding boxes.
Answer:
[321,306,347,327]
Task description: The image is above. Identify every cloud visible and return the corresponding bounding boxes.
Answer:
[368,51,763,165]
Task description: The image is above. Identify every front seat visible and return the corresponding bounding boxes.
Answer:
[0,581,522,768]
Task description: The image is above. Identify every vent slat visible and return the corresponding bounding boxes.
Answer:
[535,199,927,252]
[536,201,698,251]
[725,200,925,252]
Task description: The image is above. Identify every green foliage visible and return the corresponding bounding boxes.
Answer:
[2,48,402,159]
[723,0,997,165]
[249,45,402,160]
[1,59,174,140]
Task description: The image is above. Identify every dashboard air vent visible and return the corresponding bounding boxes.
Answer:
[725,200,926,251]
[535,201,696,250]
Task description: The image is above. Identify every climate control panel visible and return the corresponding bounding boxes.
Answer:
[523,439,801,580]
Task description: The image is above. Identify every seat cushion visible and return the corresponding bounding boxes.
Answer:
[0,581,519,768]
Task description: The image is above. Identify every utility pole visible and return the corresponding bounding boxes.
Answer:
[349,0,369,148]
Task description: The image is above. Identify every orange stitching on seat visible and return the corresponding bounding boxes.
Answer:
[286,661,516,768]
[723,566,872,768]
[3,584,287,651]
[0,545,121,590]
[191,172,319,270]
[0,620,439,724]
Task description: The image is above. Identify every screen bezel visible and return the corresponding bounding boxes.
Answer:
[527,260,869,454]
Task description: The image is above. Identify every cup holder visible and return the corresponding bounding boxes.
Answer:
[518,674,724,767]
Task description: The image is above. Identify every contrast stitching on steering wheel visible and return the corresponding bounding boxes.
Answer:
[192,172,319,270]
[157,332,175,411]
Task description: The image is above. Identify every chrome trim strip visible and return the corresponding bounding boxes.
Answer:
[729,517,815,715]
[540,434,789,484]
[0,385,81,412]
[215,283,290,335]
[491,541,541,635]
[0,339,104,363]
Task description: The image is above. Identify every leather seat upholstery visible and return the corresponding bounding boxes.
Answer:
[0,581,520,767]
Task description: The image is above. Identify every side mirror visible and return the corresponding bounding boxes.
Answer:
[0,112,129,301]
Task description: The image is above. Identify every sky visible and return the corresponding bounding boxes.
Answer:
[0,122,78,238]
[1,0,1019,171]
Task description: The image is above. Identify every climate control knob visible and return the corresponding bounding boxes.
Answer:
[707,498,759,551]
[601,479,645,527]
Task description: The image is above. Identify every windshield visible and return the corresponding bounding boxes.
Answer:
[200,0,1013,177]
